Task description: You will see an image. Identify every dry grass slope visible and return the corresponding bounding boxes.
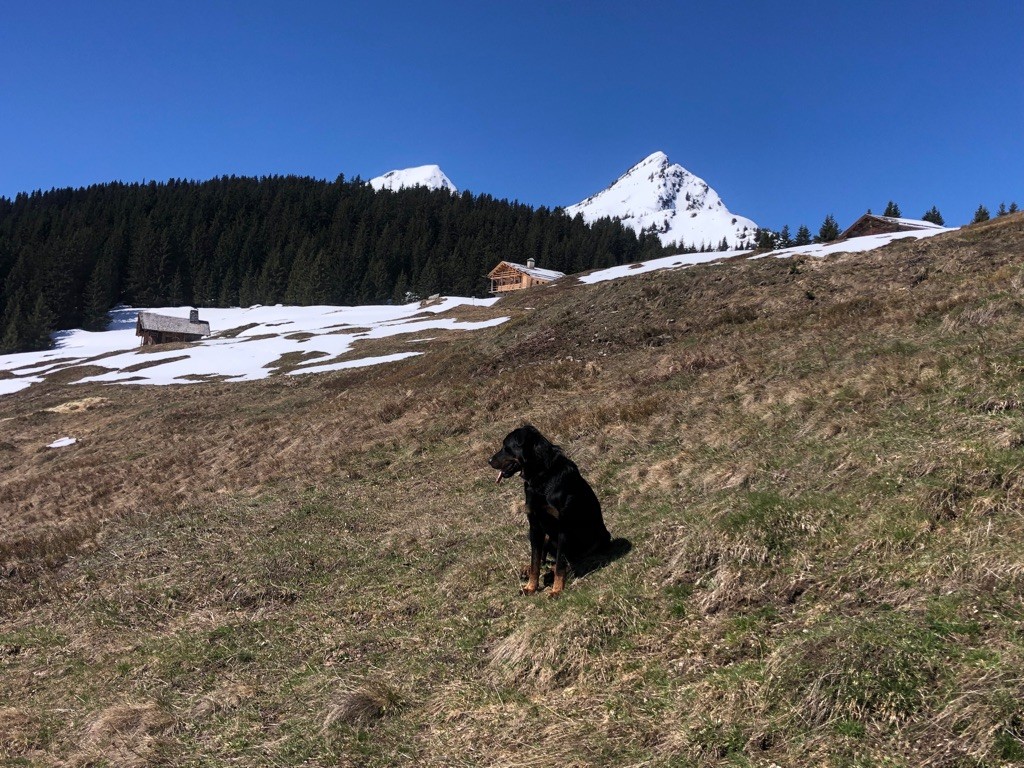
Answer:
[2,213,1024,766]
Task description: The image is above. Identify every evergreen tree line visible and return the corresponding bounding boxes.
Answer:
[879,200,1022,226]
[0,176,665,353]
[972,201,1019,223]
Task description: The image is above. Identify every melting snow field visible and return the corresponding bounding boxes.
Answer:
[580,226,957,284]
[579,249,742,284]
[0,298,504,397]
[753,226,956,261]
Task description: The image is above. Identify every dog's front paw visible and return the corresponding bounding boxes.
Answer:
[547,587,562,599]
[521,583,538,596]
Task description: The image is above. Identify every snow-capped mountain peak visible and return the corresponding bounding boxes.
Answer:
[369,165,457,193]
[565,152,757,250]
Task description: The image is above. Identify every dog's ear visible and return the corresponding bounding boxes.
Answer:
[504,429,526,461]
[516,425,560,470]
[531,435,561,469]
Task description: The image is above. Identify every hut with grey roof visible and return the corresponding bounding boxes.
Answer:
[136,309,211,346]
[839,214,945,240]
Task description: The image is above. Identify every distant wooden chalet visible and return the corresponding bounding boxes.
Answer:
[487,259,565,294]
[839,214,945,240]
[136,309,211,346]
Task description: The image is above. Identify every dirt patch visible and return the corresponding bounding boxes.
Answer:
[43,396,111,414]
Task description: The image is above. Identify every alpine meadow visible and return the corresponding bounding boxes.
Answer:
[4,0,1024,763]
[2,210,1024,765]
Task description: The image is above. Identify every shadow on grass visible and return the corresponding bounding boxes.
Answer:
[574,537,633,579]
[531,538,634,588]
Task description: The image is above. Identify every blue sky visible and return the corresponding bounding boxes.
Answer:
[1,1,1021,230]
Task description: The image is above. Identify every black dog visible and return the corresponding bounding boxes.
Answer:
[489,425,611,596]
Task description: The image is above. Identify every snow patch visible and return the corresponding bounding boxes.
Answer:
[0,378,39,395]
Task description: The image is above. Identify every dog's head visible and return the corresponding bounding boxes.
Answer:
[488,425,561,484]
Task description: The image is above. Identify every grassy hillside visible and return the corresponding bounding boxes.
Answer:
[2,214,1024,766]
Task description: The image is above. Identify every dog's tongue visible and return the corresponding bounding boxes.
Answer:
[495,469,505,484]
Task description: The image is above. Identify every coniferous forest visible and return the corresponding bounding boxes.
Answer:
[0,175,665,353]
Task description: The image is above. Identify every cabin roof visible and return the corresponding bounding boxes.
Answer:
[867,215,944,230]
[137,311,211,336]
[487,261,565,281]
[841,214,945,239]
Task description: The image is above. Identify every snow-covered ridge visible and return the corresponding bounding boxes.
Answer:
[369,165,457,193]
[565,151,758,250]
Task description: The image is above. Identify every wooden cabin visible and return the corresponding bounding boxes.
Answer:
[839,214,944,240]
[487,259,565,294]
[136,309,211,346]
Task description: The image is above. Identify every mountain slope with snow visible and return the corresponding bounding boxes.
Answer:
[565,151,757,250]
[369,165,457,193]
[0,221,962,397]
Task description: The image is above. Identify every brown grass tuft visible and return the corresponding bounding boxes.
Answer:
[190,682,255,719]
[323,682,403,729]
[0,707,40,761]
[72,701,174,767]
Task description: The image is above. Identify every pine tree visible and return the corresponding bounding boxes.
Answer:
[884,201,901,217]
[922,206,945,226]
[218,266,239,307]
[0,293,25,354]
[997,202,1008,217]
[256,247,289,304]
[83,259,115,330]
[125,223,163,306]
[755,228,776,250]
[417,256,440,297]
[1010,202,1019,213]
[817,215,840,242]
[777,225,792,248]
[25,294,56,350]
[0,314,23,354]
[391,271,410,304]
[794,225,812,246]
[973,205,990,224]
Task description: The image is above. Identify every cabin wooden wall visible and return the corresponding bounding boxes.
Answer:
[139,330,200,346]
[487,262,554,293]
